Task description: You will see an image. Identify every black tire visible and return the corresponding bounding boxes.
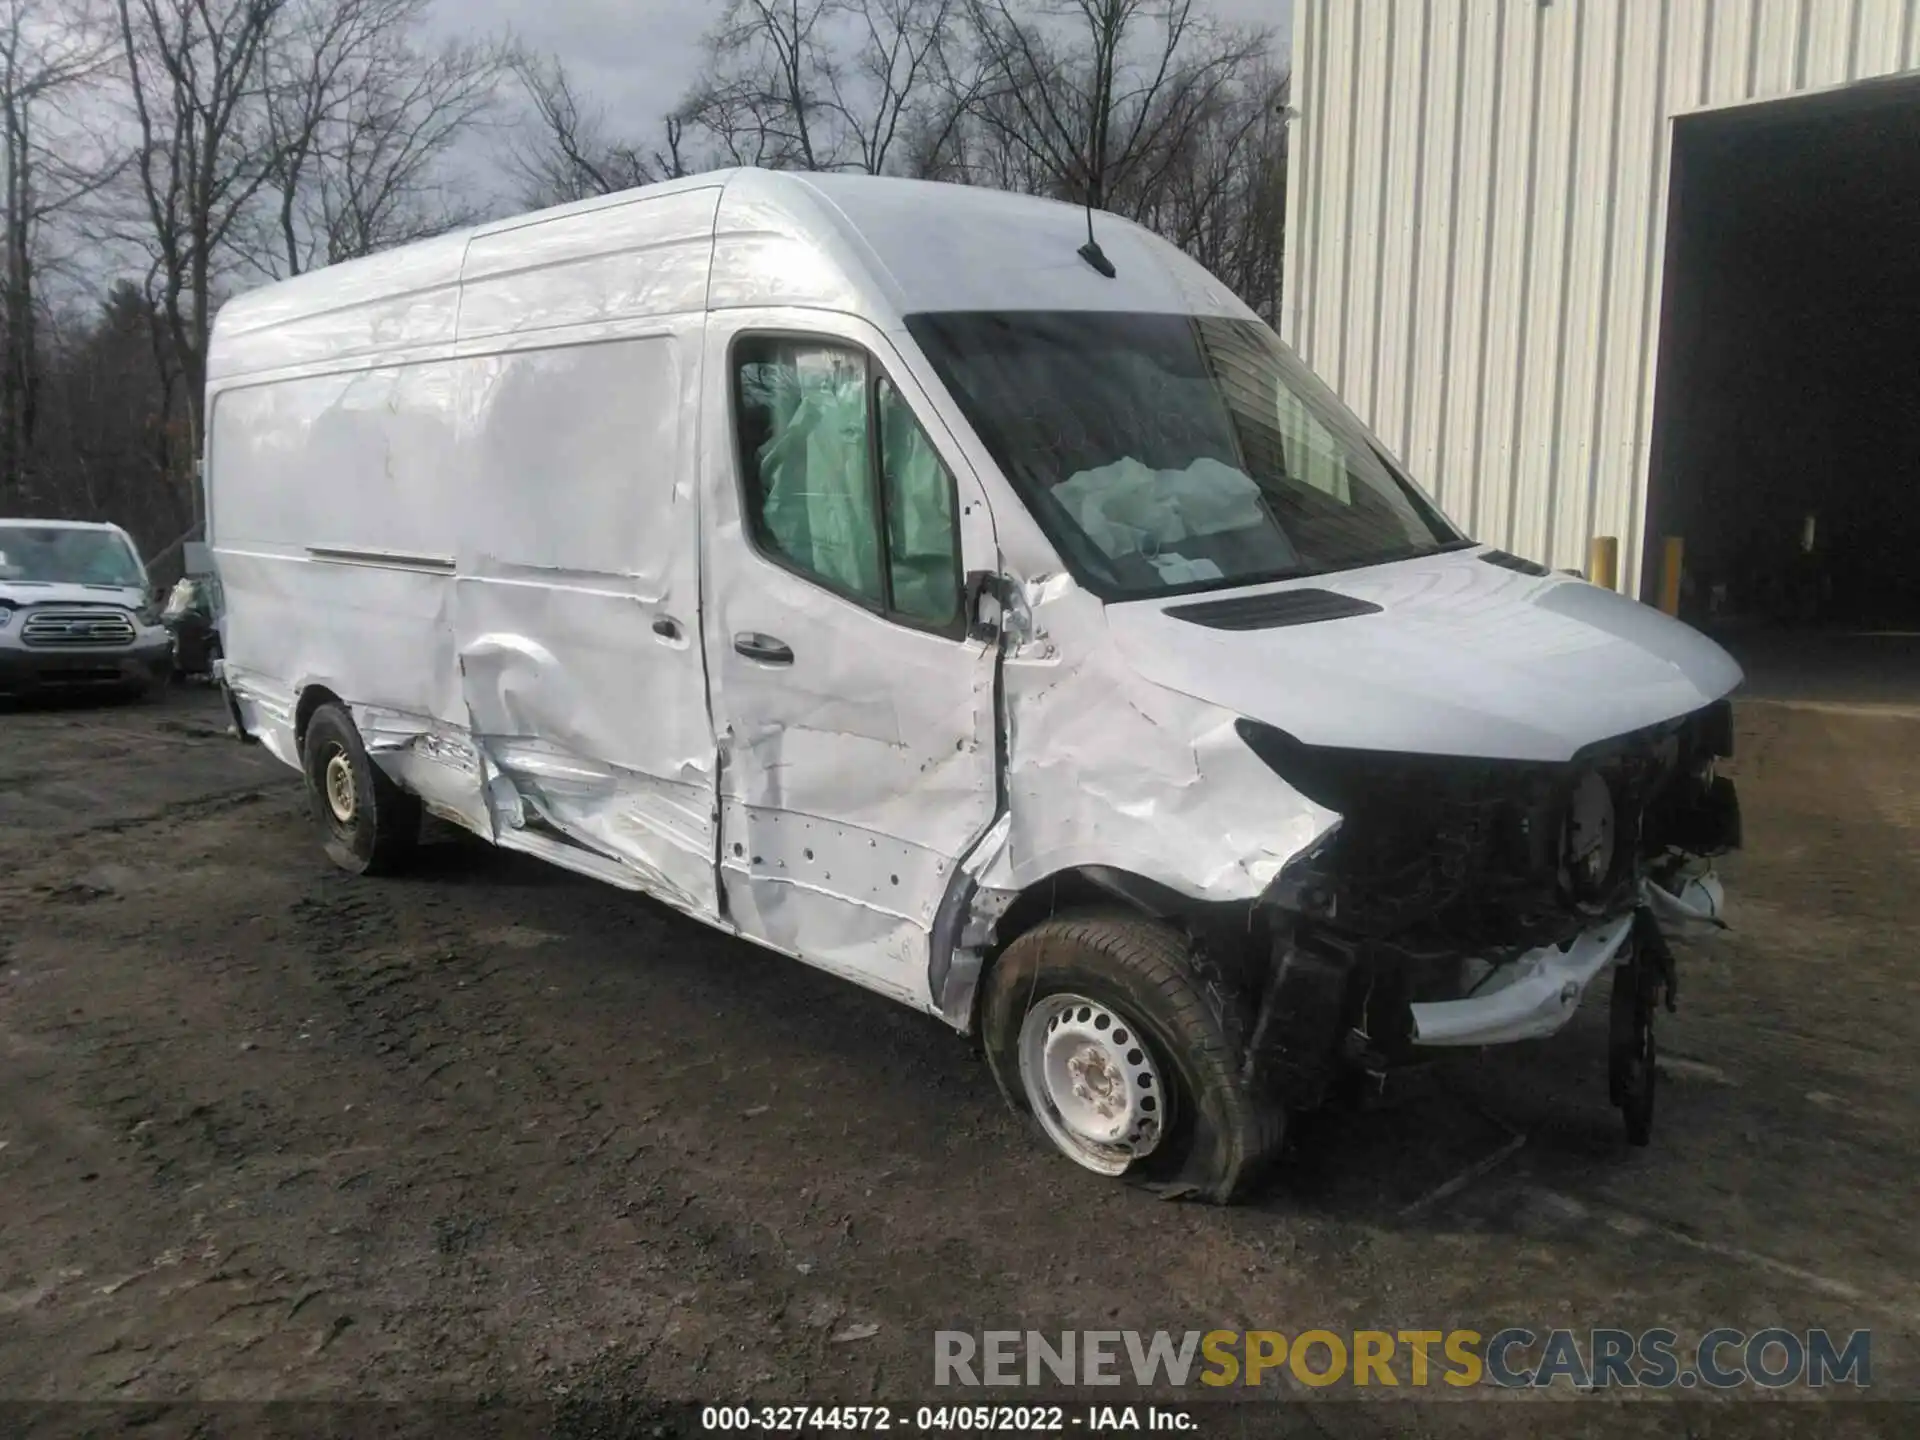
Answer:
[302,702,421,876]
[1609,954,1657,1147]
[981,910,1285,1203]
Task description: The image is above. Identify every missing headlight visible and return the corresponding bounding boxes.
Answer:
[1561,769,1618,903]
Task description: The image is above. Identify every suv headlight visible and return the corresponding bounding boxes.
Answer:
[136,600,163,626]
[0,603,13,629]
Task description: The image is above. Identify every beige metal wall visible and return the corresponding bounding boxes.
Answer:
[1282,0,1920,593]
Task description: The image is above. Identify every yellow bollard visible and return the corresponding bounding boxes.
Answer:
[1588,535,1619,592]
[1658,536,1684,616]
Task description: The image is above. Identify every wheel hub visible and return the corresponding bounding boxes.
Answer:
[323,749,357,824]
[1018,993,1166,1175]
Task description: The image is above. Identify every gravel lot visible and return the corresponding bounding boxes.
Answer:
[1,683,1914,1437]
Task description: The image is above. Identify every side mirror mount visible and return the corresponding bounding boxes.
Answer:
[963,570,1005,646]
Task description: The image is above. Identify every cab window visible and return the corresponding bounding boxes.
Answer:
[733,336,961,631]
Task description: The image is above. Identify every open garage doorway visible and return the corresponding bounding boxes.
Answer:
[1646,79,1920,703]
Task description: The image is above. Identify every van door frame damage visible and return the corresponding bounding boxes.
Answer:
[936,655,1742,1148]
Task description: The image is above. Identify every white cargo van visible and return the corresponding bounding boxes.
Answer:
[206,170,1743,1199]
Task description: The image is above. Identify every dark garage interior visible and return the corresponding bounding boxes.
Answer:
[1647,79,1920,673]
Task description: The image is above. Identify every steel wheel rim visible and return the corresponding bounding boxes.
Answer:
[1017,992,1166,1175]
[323,748,357,824]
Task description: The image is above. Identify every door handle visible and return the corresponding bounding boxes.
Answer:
[651,616,682,640]
[733,631,794,665]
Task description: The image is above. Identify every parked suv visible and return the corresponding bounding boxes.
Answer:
[0,519,173,700]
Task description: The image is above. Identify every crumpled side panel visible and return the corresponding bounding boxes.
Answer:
[451,326,719,920]
[223,664,300,774]
[701,309,1003,1009]
[720,803,946,1008]
[709,584,997,1010]
[351,706,490,836]
[978,574,1337,905]
[476,735,713,915]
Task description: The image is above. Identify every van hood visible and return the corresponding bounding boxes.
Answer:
[0,581,146,610]
[1104,547,1744,763]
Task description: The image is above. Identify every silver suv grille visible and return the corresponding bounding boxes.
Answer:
[21,608,137,648]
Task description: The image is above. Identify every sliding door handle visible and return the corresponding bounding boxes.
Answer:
[733,632,794,665]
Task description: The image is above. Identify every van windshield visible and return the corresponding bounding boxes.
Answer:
[0,525,145,587]
[904,310,1467,600]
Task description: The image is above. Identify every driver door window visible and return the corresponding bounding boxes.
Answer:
[733,337,961,633]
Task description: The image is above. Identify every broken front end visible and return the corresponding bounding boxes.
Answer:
[1237,697,1740,1144]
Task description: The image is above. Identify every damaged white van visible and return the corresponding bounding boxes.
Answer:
[206,170,1743,1201]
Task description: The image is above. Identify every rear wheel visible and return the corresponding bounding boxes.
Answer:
[981,911,1284,1203]
[302,702,420,875]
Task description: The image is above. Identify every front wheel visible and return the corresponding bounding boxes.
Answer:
[302,702,421,875]
[981,911,1284,1203]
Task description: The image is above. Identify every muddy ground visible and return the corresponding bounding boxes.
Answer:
[1,683,1915,1437]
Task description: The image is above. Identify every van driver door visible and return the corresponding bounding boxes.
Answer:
[700,311,1001,1010]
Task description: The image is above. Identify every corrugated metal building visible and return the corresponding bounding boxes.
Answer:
[1283,0,1920,601]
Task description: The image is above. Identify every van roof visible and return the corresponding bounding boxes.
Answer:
[210,169,1254,367]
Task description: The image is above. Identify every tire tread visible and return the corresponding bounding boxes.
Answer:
[984,909,1284,1203]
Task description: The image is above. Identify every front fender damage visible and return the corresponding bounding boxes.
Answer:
[936,567,1742,1151]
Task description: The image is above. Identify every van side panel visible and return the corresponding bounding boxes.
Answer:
[458,187,720,342]
[452,326,718,919]
[207,232,466,381]
[211,363,466,789]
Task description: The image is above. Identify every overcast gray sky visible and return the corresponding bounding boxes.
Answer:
[429,0,1294,151]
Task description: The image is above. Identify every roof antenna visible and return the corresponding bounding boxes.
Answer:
[1078,193,1116,278]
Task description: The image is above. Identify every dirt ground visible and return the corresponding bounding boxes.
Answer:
[1,681,1916,1436]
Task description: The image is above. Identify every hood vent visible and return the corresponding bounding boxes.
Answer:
[1479,547,1551,577]
[1163,588,1384,631]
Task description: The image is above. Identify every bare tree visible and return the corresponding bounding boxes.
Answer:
[686,0,841,170]
[677,0,970,176]
[250,0,511,279]
[37,279,189,544]
[0,0,121,510]
[832,0,969,173]
[1137,63,1286,322]
[511,51,691,206]
[115,0,288,482]
[27,0,1290,564]
[962,0,1267,213]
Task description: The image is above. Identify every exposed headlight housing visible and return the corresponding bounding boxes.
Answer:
[1560,768,1618,902]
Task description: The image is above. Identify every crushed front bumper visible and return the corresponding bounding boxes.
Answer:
[1407,872,1726,1048]
[1409,913,1635,1046]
